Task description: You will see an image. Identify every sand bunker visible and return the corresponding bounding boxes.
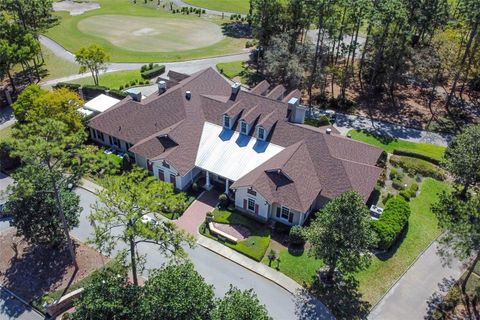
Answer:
[53,0,100,16]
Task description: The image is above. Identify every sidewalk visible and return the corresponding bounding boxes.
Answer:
[197,236,302,294]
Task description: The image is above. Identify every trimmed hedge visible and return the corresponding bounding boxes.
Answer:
[107,89,128,99]
[390,155,445,181]
[372,196,411,251]
[81,85,109,100]
[392,148,440,165]
[304,115,330,127]
[53,82,81,92]
[141,64,165,79]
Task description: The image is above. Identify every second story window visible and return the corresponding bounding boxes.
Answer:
[223,115,230,129]
[257,127,265,140]
[240,121,248,134]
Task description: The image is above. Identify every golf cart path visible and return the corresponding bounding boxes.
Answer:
[39,35,250,87]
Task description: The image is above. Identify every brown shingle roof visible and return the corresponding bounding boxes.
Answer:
[266,85,286,100]
[250,80,270,95]
[88,67,383,210]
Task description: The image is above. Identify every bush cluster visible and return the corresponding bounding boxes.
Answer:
[399,182,418,201]
[390,155,445,181]
[107,89,128,100]
[371,196,411,251]
[53,82,81,93]
[141,64,165,79]
[392,178,406,190]
[172,7,205,15]
[304,115,330,127]
[230,14,246,22]
[218,193,229,209]
[289,225,305,245]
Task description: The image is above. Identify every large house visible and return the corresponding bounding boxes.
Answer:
[88,68,383,226]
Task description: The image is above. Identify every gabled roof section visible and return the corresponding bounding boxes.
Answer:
[241,105,260,123]
[266,85,286,100]
[282,89,301,102]
[250,80,270,95]
[167,70,190,82]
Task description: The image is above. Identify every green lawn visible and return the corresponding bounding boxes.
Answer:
[216,60,251,84]
[45,0,247,62]
[348,129,446,163]
[68,70,147,90]
[0,124,13,142]
[261,242,324,285]
[183,0,250,14]
[355,178,450,304]
[200,209,270,261]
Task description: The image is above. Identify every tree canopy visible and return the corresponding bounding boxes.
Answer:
[89,168,193,285]
[75,44,110,86]
[307,191,376,283]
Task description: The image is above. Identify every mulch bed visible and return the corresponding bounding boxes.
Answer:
[0,228,107,303]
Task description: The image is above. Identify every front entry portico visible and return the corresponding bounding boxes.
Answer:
[202,170,231,195]
[204,171,213,190]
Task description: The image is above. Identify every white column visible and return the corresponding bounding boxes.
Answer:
[225,179,229,194]
[204,171,212,190]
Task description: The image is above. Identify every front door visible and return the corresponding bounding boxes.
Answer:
[158,169,165,181]
[170,174,176,189]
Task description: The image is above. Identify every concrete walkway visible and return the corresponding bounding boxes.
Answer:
[369,241,464,320]
[334,112,453,147]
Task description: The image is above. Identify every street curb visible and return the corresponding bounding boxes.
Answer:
[0,284,45,318]
[196,235,301,295]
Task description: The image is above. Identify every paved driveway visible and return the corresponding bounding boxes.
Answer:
[0,287,43,320]
[175,190,220,235]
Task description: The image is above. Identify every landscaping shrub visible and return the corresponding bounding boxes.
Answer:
[81,85,109,100]
[304,115,330,127]
[392,179,405,190]
[141,64,166,79]
[392,148,440,165]
[107,89,128,99]
[289,225,306,245]
[192,182,199,193]
[390,155,445,181]
[218,193,229,209]
[382,193,393,205]
[399,189,413,201]
[371,196,411,250]
[53,82,81,93]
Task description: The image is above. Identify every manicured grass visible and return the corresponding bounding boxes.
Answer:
[0,124,13,142]
[183,0,250,14]
[261,242,324,286]
[348,129,446,163]
[216,60,251,84]
[68,70,147,90]
[45,0,247,62]
[200,209,270,261]
[355,178,450,304]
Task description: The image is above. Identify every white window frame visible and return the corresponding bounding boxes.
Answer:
[257,126,265,140]
[280,206,294,223]
[240,121,248,134]
[223,115,230,129]
[247,198,255,212]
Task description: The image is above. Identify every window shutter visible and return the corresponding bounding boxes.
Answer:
[109,136,113,145]
[289,212,294,223]
[243,199,247,209]
[255,204,259,214]
[276,207,281,217]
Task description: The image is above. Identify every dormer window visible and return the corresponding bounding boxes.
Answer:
[257,127,265,140]
[223,115,230,129]
[240,121,248,135]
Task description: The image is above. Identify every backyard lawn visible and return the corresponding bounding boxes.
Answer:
[68,70,146,90]
[0,124,13,141]
[46,0,247,62]
[216,60,251,84]
[355,178,450,304]
[200,209,270,261]
[348,129,446,162]
[184,0,250,14]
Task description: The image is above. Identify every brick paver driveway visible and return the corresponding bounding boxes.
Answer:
[175,190,220,235]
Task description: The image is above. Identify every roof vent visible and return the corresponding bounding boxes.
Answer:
[326,128,332,134]
[158,80,167,94]
[185,91,192,100]
[230,82,241,100]
[128,91,142,102]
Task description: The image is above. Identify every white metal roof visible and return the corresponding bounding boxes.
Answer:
[77,107,95,118]
[195,122,284,181]
[84,94,120,113]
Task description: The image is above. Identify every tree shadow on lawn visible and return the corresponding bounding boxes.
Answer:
[309,274,371,320]
[1,241,75,305]
[374,223,409,262]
